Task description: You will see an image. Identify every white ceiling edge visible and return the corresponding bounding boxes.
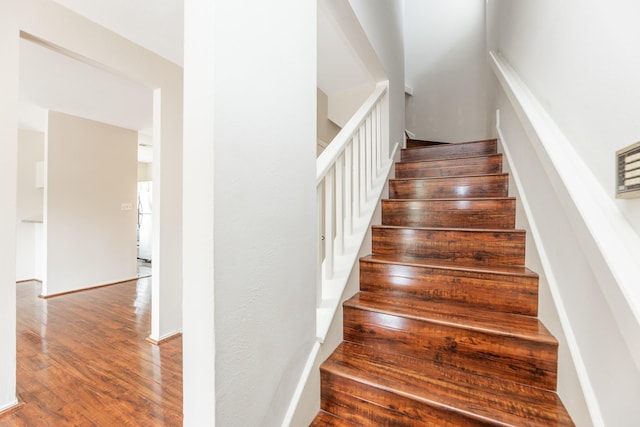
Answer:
[19,36,154,136]
[17,1,182,141]
[51,0,184,66]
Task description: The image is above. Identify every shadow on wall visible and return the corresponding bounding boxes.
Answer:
[317,87,341,156]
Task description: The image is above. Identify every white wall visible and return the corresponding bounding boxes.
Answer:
[496,112,594,425]
[317,1,376,137]
[490,0,640,237]
[0,3,19,411]
[43,111,137,295]
[496,87,640,426]
[137,162,152,182]
[317,87,341,151]
[0,0,183,408]
[404,0,492,142]
[488,1,640,423]
[183,1,317,425]
[349,0,405,151]
[327,84,373,128]
[317,1,375,97]
[16,129,44,281]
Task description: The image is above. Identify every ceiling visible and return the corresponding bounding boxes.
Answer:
[19,0,184,136]
[21,1,372,136]
[51,0,184,66]
[19,38,154,135]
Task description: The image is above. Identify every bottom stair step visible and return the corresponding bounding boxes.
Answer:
[310,411,358,426]
[320,342,574,426]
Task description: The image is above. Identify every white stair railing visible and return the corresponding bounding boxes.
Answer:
[316,81,398,341]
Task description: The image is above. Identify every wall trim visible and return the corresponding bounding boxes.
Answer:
[145,330,182,346]
[490,50,640,374]
[496,123,604,426]
[281,341,321,427]
[16,279,41,284]
[0,399,20,415]
[38,277,139,299]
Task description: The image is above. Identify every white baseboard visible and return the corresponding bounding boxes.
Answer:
[497,125,604,426]
[0,399,19,414]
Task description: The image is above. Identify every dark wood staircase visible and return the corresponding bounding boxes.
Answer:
[310,139,574,426]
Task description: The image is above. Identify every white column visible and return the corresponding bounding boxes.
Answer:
[0,2,19,411]
[151,85,184,342]
[183,0,215,422]
[185,0,317,425]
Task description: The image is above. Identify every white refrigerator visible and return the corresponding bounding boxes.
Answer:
[137,182,152,261]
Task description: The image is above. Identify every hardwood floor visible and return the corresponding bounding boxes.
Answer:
[0,278,182,426]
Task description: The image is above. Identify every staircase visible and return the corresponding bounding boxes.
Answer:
[310,139,574,426]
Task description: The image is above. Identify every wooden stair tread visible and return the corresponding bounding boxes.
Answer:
[406,138,449,147]
[345,291,555,344]
[361,254,538,278]
[382,198,517,229]
[372,225,526,267]
[310,411,358,426]
[322,342,574,426]
[385,196,515,201]
[395,154,503,179]
[359,255,539,316]
[403,138,497,147]
[316,134,574,423]
[397,152,502,165]
[402,139,497,153]
[401,140,497,162]
[391,172,508,182]
[372,224,525,233]
[389,173,510,199]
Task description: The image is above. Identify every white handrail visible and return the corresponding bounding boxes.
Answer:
[316,83,388,184]
[315,81,396,342]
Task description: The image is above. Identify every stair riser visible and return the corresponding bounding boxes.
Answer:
[406,139,450,148]
[359,260,538,316]
[401,140,497,162]
[390,175,509,199]
[372,227,526,266]
[382,199,516,229]
[321,371,488,426]
[343,307,558,390]
[395,154,503,179]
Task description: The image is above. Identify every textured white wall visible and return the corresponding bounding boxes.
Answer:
[404,0,492,142]
[0,0,184,408]
[0,2,19,411]
[488,1,640,423]
[184,1,317,425]
[496,99,596,425]
[489,0,640,236]
[43,111,137,295]
[497,87,640,425]
[16,129,44,281]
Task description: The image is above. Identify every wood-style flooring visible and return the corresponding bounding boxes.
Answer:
[311,139,573,425]
[0,278,182,426]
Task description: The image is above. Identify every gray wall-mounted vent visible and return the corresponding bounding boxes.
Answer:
[617,141,640,199]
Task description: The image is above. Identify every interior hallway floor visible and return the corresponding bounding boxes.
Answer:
[0,277,182,426]
[137,259,152,278]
